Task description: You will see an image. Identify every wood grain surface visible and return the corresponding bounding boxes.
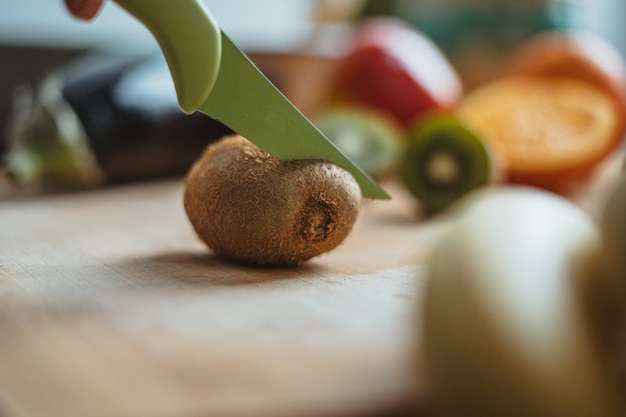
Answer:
[0,152,622,417]
[0,177,448,417]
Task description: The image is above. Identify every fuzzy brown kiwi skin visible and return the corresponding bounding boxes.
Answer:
[183,135,362,267]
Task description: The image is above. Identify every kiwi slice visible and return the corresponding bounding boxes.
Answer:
[315,107,402,178]
[400,114,491,214]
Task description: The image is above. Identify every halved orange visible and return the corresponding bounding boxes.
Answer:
[456,76,621,192]
[506,30,626,118]
[506,30,626,144]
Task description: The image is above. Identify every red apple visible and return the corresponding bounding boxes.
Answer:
[328,17,463,128]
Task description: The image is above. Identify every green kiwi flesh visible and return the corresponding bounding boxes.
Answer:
[315,107,402,178]
[183,135,362,267]
[400,114,491,214]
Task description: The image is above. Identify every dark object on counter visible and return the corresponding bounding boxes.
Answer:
[3,53,232,187]
[360,0,398,18]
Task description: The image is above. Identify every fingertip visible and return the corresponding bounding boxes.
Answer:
[65,0,104,21]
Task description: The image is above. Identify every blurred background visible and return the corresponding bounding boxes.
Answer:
[1,0,624,52]
[0,0,624,187]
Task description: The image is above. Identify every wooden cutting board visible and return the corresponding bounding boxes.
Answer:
[0,154,621,417]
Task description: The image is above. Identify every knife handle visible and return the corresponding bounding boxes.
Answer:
[112,0,222,114]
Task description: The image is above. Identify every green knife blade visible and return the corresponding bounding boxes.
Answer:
[201,33,389,199]
[113,0,389,200]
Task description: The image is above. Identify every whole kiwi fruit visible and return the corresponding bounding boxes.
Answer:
[183,134,362,266]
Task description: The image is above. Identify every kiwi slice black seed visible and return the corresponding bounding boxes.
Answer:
[315,107,402,178]
[401,114,491,214]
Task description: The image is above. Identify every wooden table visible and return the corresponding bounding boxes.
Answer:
[0,153,622,417]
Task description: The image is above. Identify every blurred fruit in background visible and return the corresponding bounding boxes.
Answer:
[314,106,403,179]
[455,28,626,195]
[457,76,623,194]
[325,17,463,129]
[505,29,626,138]
[400,112,497,214]
[358,0,585,89]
